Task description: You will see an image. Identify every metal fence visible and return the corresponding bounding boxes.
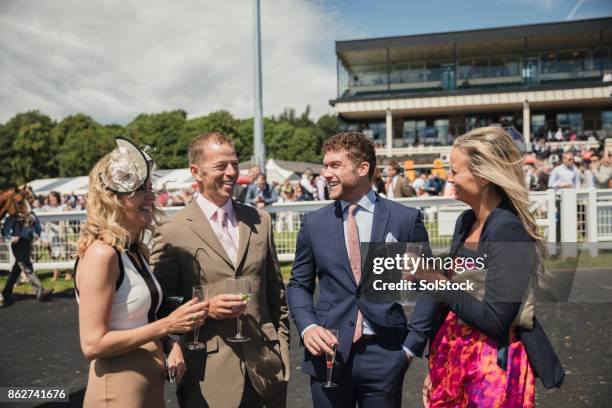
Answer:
[1,188,610,271]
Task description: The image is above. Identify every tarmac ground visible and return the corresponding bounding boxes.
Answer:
[1,271,611,407]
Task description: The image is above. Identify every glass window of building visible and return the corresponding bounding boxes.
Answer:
[505,57,520,77]
[411,62,427,82]
[362,122,387,148]
[542,52,556,74]
[338,60,350,96]
[556,51,588,76]
[458,59,471,80]
[465,116,478,131]
[434,119,451,145]
[601,111,612,139]
[403,120,426,146]
[489,57,505,77]
[523,57,539,84]
[602,111,612,129]
[531,114,546,138]
[352,65,386,87]
[426,62,441,82]
[472,58,488,78]
[441,64,455,90]
[556,112,583,133]
[571,50,587,73]
[604,47,612,70]
[390,63,408,84]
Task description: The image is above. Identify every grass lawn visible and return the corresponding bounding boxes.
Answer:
[0,269,75,295]
[545,250,612,270]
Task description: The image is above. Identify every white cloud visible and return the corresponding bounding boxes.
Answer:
[0,0,355,124]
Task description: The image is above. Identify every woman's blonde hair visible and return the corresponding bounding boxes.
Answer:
[453,126,548,279]
[76,153,161,258]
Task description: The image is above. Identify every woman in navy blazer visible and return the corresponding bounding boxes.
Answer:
[420,127,563,407]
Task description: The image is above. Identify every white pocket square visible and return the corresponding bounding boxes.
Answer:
[385,232,398,243]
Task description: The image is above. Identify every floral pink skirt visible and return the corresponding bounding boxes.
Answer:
[427,311,535,408]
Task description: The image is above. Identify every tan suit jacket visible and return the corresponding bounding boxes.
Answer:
[151,199,290,408]
[391,176,414,198]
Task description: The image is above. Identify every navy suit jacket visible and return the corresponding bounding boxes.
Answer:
[287,193,438,379]
[433,200,564,388]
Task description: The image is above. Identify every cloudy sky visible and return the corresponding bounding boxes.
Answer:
[1,0,610,124]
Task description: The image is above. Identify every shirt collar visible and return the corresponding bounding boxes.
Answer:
[196,194,236,222]
[340,189,376,214]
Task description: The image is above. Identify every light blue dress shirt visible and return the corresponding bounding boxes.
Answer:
[548,164,580,189]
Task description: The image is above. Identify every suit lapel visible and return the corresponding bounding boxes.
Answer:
[370,195,390,243]
[329,201,356,286]
[234,202,253,272]
[184,200,234,271]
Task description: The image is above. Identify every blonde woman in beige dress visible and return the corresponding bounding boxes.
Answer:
[74,138,209,407]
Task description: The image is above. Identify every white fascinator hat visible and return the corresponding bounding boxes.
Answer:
[99,137,155,195]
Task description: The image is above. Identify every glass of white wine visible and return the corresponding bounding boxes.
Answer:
[226,277,251,343]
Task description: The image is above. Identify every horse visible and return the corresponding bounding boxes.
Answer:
[0,185,33,220]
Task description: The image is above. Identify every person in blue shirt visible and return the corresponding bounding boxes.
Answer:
[548,152,580,189]
[2,202,53,306]
[245,173,278,208]
[424,172,444,196]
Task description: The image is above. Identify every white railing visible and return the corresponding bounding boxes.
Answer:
[1,188,610,270]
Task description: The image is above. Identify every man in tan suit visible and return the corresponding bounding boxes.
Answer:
[385,161,414,198]
[151,132,289,408]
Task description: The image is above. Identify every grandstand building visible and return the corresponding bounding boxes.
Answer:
[331,17,612,168]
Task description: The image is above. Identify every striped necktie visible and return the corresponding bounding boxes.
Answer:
[215,208,237,266]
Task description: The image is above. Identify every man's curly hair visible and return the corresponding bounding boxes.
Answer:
[322,132,377,180]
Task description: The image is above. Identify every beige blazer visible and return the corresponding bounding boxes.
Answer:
[150,199,290,408]
[391,176,414,198]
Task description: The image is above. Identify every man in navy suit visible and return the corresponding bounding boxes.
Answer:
[287,132,437,407]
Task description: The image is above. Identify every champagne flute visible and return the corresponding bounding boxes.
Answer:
[399,243,425,306]
[321,328,339,388]
[226,277,251,343]
[186,284,208,350]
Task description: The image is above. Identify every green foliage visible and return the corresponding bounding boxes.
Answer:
[0,107,341,187]
[125,110,188,169]
[6,111,57,186]
[55,114,115,177]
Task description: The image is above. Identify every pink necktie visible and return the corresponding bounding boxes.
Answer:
[215,208,237,266]
[347,204,363,342]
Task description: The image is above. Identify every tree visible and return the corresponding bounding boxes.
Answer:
[0,120,15,188]
[55,114,115,177]
[181,111,253,163]
[125,110,188,169]
[0,108,343,186]
[7,111,57,185]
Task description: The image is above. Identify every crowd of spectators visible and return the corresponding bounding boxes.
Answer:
[20,142,612,217]
[524,144,612,191]
[32,191,87,212]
